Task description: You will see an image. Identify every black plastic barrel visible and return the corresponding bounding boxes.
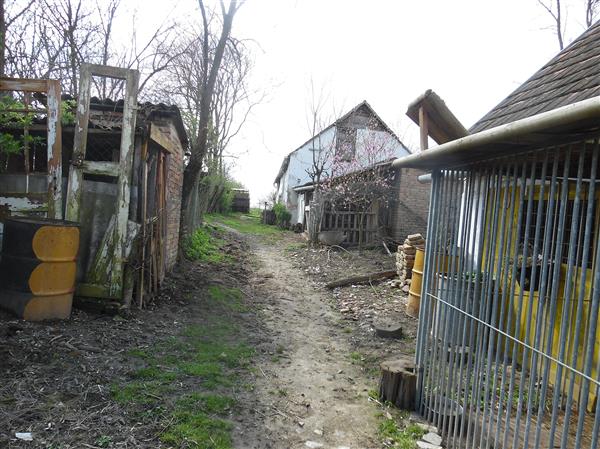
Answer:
[0,217,80,320]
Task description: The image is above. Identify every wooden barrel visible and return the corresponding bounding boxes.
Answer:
[0,217,79,321]
[407,247,425,317]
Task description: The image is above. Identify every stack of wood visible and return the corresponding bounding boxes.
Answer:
[395,233,425,292]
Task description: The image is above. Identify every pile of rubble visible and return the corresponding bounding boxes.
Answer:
[395,233,426,292]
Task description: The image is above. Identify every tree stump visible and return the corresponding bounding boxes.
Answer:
[379,358,416,410]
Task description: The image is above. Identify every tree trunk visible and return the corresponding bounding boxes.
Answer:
[378,358,417,410]
[308,190,322,246]
[180,0,238,236]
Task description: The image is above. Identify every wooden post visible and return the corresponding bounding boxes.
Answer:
[379,358,417,410]
[419,105,429,151]
[137,137,149,308]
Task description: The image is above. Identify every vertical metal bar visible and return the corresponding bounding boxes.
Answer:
[415,170,440,410]
[422,170,449,418]
[452,164,485,448]
[463,165,494,449]
[471,162,506,449]
[438,169,463,436]
[482,161,519,447]
[561,140,598,449]
[449,168,477,448]
[542,145,585,447]
[492,158,527,447]
[590,350,600,449]
[574,154,600,448]
[466,163,503,449]
[506,150,545,449]
[428,169,456,430]
[523,149,570,447]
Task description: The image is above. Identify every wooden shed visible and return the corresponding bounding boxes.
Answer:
[0,65,187,310]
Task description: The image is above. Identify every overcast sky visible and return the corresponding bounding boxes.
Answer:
[140,0,593,206]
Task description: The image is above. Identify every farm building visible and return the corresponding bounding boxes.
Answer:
[396,22,600,449]
[274,100,429,246]
[0,64,186,316]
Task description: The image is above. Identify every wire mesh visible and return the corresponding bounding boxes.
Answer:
[84,132,121,162]
[416,139,600,448]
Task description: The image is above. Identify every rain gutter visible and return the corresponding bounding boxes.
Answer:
[392,96,600,169]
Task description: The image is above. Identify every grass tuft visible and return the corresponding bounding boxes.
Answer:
[183,226,230,263]
[378,419,426,449]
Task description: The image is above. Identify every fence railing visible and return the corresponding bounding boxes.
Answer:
[416,138,600,448]
[320,209,378,245]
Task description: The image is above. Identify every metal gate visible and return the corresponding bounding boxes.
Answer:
[416,138,600,448]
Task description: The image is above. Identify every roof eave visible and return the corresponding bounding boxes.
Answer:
[392,95,600,170]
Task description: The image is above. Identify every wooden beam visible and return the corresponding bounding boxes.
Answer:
[81,161,120,177]
[419,105,429,151]
[149,123,176,154]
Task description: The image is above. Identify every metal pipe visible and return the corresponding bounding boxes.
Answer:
[391,96,600,169]
[418,173,433,184]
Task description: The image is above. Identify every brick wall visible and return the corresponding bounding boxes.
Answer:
[390,167,430,242]
[162,122,184,271]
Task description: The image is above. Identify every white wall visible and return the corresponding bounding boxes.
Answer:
[278,125,409,224]
[283,127,336,223]
[356,128,410,160]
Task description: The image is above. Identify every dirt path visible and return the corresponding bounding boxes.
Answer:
[235,234,381,449]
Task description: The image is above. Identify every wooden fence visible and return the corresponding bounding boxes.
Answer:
[320,209,378,245]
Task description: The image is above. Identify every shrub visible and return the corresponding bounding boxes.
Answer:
[272,202,291,228]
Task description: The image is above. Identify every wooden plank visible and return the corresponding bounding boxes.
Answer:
[81,161,120,177]
[0,78,50,92]
[46,80,62,219]
[150,123,176,154]
[65,64,92,222]
[419,105,429,151]
[109,68,140,298]
[137,138,149,309]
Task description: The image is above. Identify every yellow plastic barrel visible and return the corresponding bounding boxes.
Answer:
[407,247,425,317]
[0,217,79,321]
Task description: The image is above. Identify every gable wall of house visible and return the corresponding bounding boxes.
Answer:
[277,106,410,224]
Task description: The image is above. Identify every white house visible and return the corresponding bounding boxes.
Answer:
[274,101,410,225]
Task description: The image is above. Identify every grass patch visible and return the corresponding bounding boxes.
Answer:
[205,211,287,237]
[208,285,248,312]
[378,419,426,449]
[183,225,230,263]
[349,350,382,377]
[112,286,255,448]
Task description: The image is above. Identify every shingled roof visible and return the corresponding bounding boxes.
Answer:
[470,20,600,133]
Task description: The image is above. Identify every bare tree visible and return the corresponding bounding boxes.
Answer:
[586,0,600,26]
[2,0,178,98]
[538,0,565,50]
[303,80,336,245]
[1,0,35,76]
[179,0,241,233]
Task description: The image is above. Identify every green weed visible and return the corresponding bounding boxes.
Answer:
[183,226,230,263]
[378,419,426,449]
[208,285,248,312]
